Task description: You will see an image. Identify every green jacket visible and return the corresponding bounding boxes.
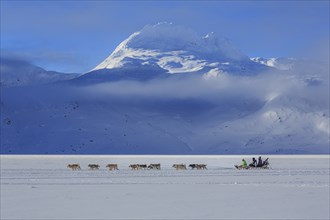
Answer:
[242,159,247,167]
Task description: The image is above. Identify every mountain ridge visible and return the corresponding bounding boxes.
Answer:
[0,57,79,87]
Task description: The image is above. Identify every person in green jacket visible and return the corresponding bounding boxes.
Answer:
[235,159,248,169]
[242,159,247,168]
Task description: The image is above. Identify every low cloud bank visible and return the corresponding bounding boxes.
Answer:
[77,65,328,110]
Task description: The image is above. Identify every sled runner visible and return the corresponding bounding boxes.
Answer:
[235,164,270,170]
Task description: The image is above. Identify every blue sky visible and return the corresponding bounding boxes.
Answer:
[1,1,329,73]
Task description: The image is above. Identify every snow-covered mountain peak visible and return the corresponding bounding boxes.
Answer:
[92,23,264,75]
[123,22,201,51]
[122,23,247,59]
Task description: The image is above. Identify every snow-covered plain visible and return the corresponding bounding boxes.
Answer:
[1,155,329,219]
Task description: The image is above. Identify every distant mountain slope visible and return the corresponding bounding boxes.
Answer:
[0,57,79,87]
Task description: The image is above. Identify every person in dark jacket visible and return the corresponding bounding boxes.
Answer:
[249,157,257,167]
[257,156,263,167]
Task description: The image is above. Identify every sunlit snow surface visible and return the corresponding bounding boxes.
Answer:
[1,155,329,219]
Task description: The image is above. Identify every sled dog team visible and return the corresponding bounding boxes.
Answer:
[67,158,271,171]
[67,163,207,171]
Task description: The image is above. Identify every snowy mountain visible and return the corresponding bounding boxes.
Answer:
[76,23,270,83]
[1,23,329,154]
[0,57,79,87]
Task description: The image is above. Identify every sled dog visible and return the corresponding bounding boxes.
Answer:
[106,164,119,170]
[88,164,100,170]
[192,164,207,170]
[172,164,187,170]
[138,164,147,170]
[67,164,81,170]
[129,164,140,170]
[148,164,161,170]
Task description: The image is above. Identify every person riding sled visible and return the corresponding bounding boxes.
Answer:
[249,157,257,167]
[257,156,263,167]
[235,159,248,169]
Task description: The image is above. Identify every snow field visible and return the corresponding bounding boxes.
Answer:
[1,155,329,219]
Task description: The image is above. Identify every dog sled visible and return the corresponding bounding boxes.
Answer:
[235,158,270,170]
